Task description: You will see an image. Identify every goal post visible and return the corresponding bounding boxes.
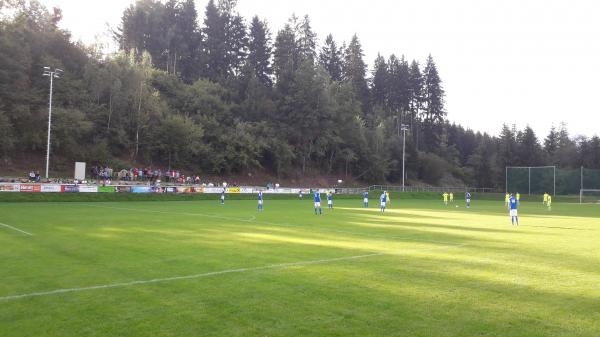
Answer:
[506,166,556,196]
[580,189,600,204]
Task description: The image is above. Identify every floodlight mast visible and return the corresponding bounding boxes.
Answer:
[42,67,62,179]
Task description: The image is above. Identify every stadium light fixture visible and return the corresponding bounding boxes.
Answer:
[401,124,409,191]
[42,67,62,179]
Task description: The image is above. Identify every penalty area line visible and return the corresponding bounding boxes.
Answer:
[0,222,33,236]
[0,252,384,301]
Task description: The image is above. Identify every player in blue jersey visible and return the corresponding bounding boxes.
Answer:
[257,191,264,211]
[327,191,333,209]
[509,193,519,226]
[363,191,369,208]
[220,189,225,204]
[465,191,472,208]
[380,191,387,213]
[314,191,323,215]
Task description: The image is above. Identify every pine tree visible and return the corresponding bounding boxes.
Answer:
[273,23,298,89]
[421,54,445,151]
[247,16,272,87]
[370,54,388,108]
[343,34,370,113]
[202,0,226,81]
[408,60,423,123]
[422,54,445,124]
[387,55,410,123]
[318,34,343,81]
[297,15,317,63]
[202,0,247,81]
[516,126,543,166]
[218,0,248,76]
[173,0,201,82]
[544,125,559,159]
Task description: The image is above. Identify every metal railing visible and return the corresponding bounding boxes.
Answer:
[367,185,497,193]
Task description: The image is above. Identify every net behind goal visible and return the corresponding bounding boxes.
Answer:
[580,189,600,204]
[506,166,555,195]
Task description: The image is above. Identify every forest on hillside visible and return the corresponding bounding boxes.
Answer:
[0,0,599,187]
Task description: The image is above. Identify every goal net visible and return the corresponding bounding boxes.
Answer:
[506,166,555,195]
[580,189,600,204]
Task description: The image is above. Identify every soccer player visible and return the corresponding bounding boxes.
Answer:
[314,191,322,215]
[363,191,369,208]
[465,191,472,208]
[257,191,264,211]
[449,192,454,203]
[543,192,548,206]
[509,193,519,226]
[327,191,333,209]
[386,191,391,208]
[380,191,387,213]
[220,189,225,204]
[443,192,449,205]
[504,193,510,207]
[547,195,552,210]
[299,190,303,199]
[516,192,521,204]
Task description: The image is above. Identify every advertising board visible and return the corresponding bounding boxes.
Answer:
[40,184,62,193]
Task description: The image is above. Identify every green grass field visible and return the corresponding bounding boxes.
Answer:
[1,197,599,337]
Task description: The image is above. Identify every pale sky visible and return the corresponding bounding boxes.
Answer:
[40,0,600,138]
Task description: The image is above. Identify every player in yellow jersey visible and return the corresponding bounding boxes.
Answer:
[504,193,510,207]
[386,191,391,208]
[443,192,449,205]
[547,195,552,210]
[449,192,454,203]
[543,192,548,206]
[516,192,521,204]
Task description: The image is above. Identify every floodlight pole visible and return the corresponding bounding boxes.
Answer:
[43,67,62,179]
[401,124,409,192]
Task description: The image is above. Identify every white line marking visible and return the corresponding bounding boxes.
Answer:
[0,253,383,301]
[0,222,33,236]
[0,244,465,302]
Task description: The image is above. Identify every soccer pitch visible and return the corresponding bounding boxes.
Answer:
[1,198,599,337]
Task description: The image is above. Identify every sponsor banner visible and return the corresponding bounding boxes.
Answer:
[204,187,224,194]
[264,188,295,194]
[62,185,79,193]
[177,187,202,193]
[98,186,116,193]
[20,184,41,193]
[115,186,132,193]
[132,186,152,193]
[78,185,98,193]
[41,184,62,193]
[226,187,241,194]
[0,184,19,192]
[239,187,255,194]
[164,187,177,193]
